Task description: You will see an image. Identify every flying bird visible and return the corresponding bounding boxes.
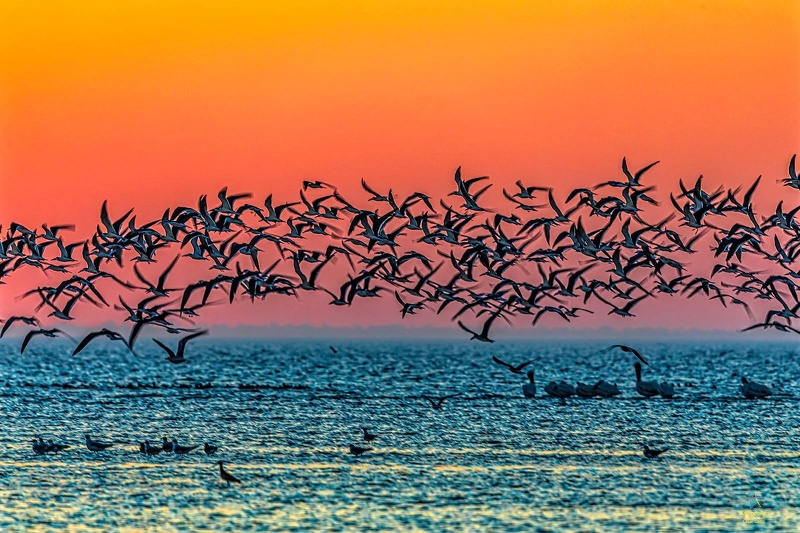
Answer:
[152,329,208,364]
[491,355,535,375]
[604,344,649,365]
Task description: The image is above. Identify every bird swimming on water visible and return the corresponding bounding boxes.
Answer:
[204,442,219,455]
[31,438,49,455]
[592,380,621,398]
[575,382,599,398]
[46,439,70,453]
[522,370,536,398]
[141,440,162,455]
[544,381,575,398]
[85,434,115,452]
[642,444,668,458]
[634,362,660,398]
[349,444,371,456]
[740,376,773,399]
[171,438,199,455]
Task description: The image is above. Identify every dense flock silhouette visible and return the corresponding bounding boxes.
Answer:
[1,155,799,359]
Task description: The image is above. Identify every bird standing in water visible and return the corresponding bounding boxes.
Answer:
[218,461,241,486]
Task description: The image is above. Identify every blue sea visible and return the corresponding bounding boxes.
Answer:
[1,338,798,531]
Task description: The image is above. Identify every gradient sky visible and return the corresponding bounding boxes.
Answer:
[1,1,798,330]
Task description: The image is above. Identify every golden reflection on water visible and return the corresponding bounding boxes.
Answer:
[3,453,799,531]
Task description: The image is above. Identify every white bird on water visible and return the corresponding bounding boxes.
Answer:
[634,362,660,398]
[575,382,598,398]
[522,370,536,398]
[544,381,575,398]
[593,380,621,398]
[740,376,773,399]
[658,382,675,399]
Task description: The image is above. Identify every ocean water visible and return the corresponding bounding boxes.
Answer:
[1,338,799,532]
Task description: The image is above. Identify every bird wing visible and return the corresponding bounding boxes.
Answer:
[0,317,19,338]
[20,329,41,354]
[514,360,534,371]
[176,329,209,357]
[157,255,180,290]
[73,331,105,355]
[491,355,514,371]
[152,338,175,358]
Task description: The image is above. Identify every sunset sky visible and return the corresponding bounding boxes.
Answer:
[1,1,798,331]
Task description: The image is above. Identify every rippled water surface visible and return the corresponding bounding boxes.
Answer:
[1,338,799,531]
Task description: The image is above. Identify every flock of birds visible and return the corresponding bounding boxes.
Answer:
[2,156,799,355]
[3,155,798,479]
[492,348,774,404]
[30,434,240,485]
[21,342,778,482]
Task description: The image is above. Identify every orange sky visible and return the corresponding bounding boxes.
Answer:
[1,1,799,330]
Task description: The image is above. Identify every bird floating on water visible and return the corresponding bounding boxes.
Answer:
[171,438,199,455]
[740,376,773,399]
[575,382,598,398]
[522,370,536,398]
[634,362,660,398]
[141,440,162,455]
[592,380,621,398]
[642,444,669,458]
[31,438,49,455]
[659,381,675,399]
[46,439,70,453]
[85,434,115,452]
[544,381,575,398]
[349,444,371,456]
[204,442,219,455]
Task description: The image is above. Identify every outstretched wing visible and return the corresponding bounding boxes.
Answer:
[152,338,176,358]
